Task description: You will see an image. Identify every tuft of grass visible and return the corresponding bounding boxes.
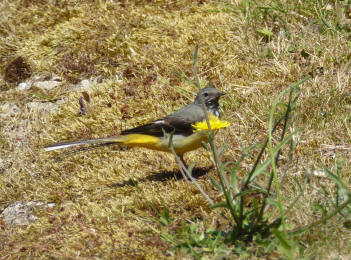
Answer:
[162,58,351,258]
[3,56,32,84]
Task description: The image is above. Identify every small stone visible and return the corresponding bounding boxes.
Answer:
[0,201,45,226]
[81,79,91,88]
[129,47,136,55]
[74,79,92,91]
[26,101,59,113]
[18,82,30,91]
[33,80,61,90]
[47,203,56,208]
[0,103,21,118]
[0,157,12,174]
[51,75,62,82]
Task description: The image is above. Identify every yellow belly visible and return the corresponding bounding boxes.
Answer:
[120,132,208,155]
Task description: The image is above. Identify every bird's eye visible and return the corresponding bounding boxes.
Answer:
[203,92,209,97]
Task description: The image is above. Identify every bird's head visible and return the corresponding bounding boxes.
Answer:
[194,87,226,108]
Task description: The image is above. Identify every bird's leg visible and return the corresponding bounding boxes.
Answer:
[180,155,188,169]
[179,155,190,182]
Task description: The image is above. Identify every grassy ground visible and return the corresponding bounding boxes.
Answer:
[1,0,351,258]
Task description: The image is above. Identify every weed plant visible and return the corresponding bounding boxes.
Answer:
[159,47,351,259]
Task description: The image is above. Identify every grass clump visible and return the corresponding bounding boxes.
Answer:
[159,54,351,258]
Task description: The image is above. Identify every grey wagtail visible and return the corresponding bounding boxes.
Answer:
[45,87,226,166]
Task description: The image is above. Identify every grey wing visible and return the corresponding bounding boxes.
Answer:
[121,119,175,137]
[121,103,206,137]
[162,103,206,136]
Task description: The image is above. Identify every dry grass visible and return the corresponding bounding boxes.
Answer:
[1,0,351,258]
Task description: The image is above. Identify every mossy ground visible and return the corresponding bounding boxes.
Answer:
[1,0,351,258]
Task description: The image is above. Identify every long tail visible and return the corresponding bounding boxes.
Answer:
[45,134,161,152]
[44,137,123,151]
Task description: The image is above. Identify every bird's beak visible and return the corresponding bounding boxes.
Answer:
[219,92,226,97]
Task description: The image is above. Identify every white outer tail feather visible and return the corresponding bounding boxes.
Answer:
[45,137,120,152]
[45,142,88,151]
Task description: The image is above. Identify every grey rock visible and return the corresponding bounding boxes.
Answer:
[33,80,62,90]
[17,82,31,91]
[0,201,56,226]
[74,79,93,91]
[0,201,43,226]
[17,74,63,91]
[26,101,59,113]
[17,74,66,111]
[0,103,20,118]
[0,157,12,174]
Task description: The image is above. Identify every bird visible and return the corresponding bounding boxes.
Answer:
[45,87,226,171]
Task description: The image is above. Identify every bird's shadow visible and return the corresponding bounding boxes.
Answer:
[110,166,213,188]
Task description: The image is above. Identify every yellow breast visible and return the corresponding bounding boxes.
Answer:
[120,132,208,155]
